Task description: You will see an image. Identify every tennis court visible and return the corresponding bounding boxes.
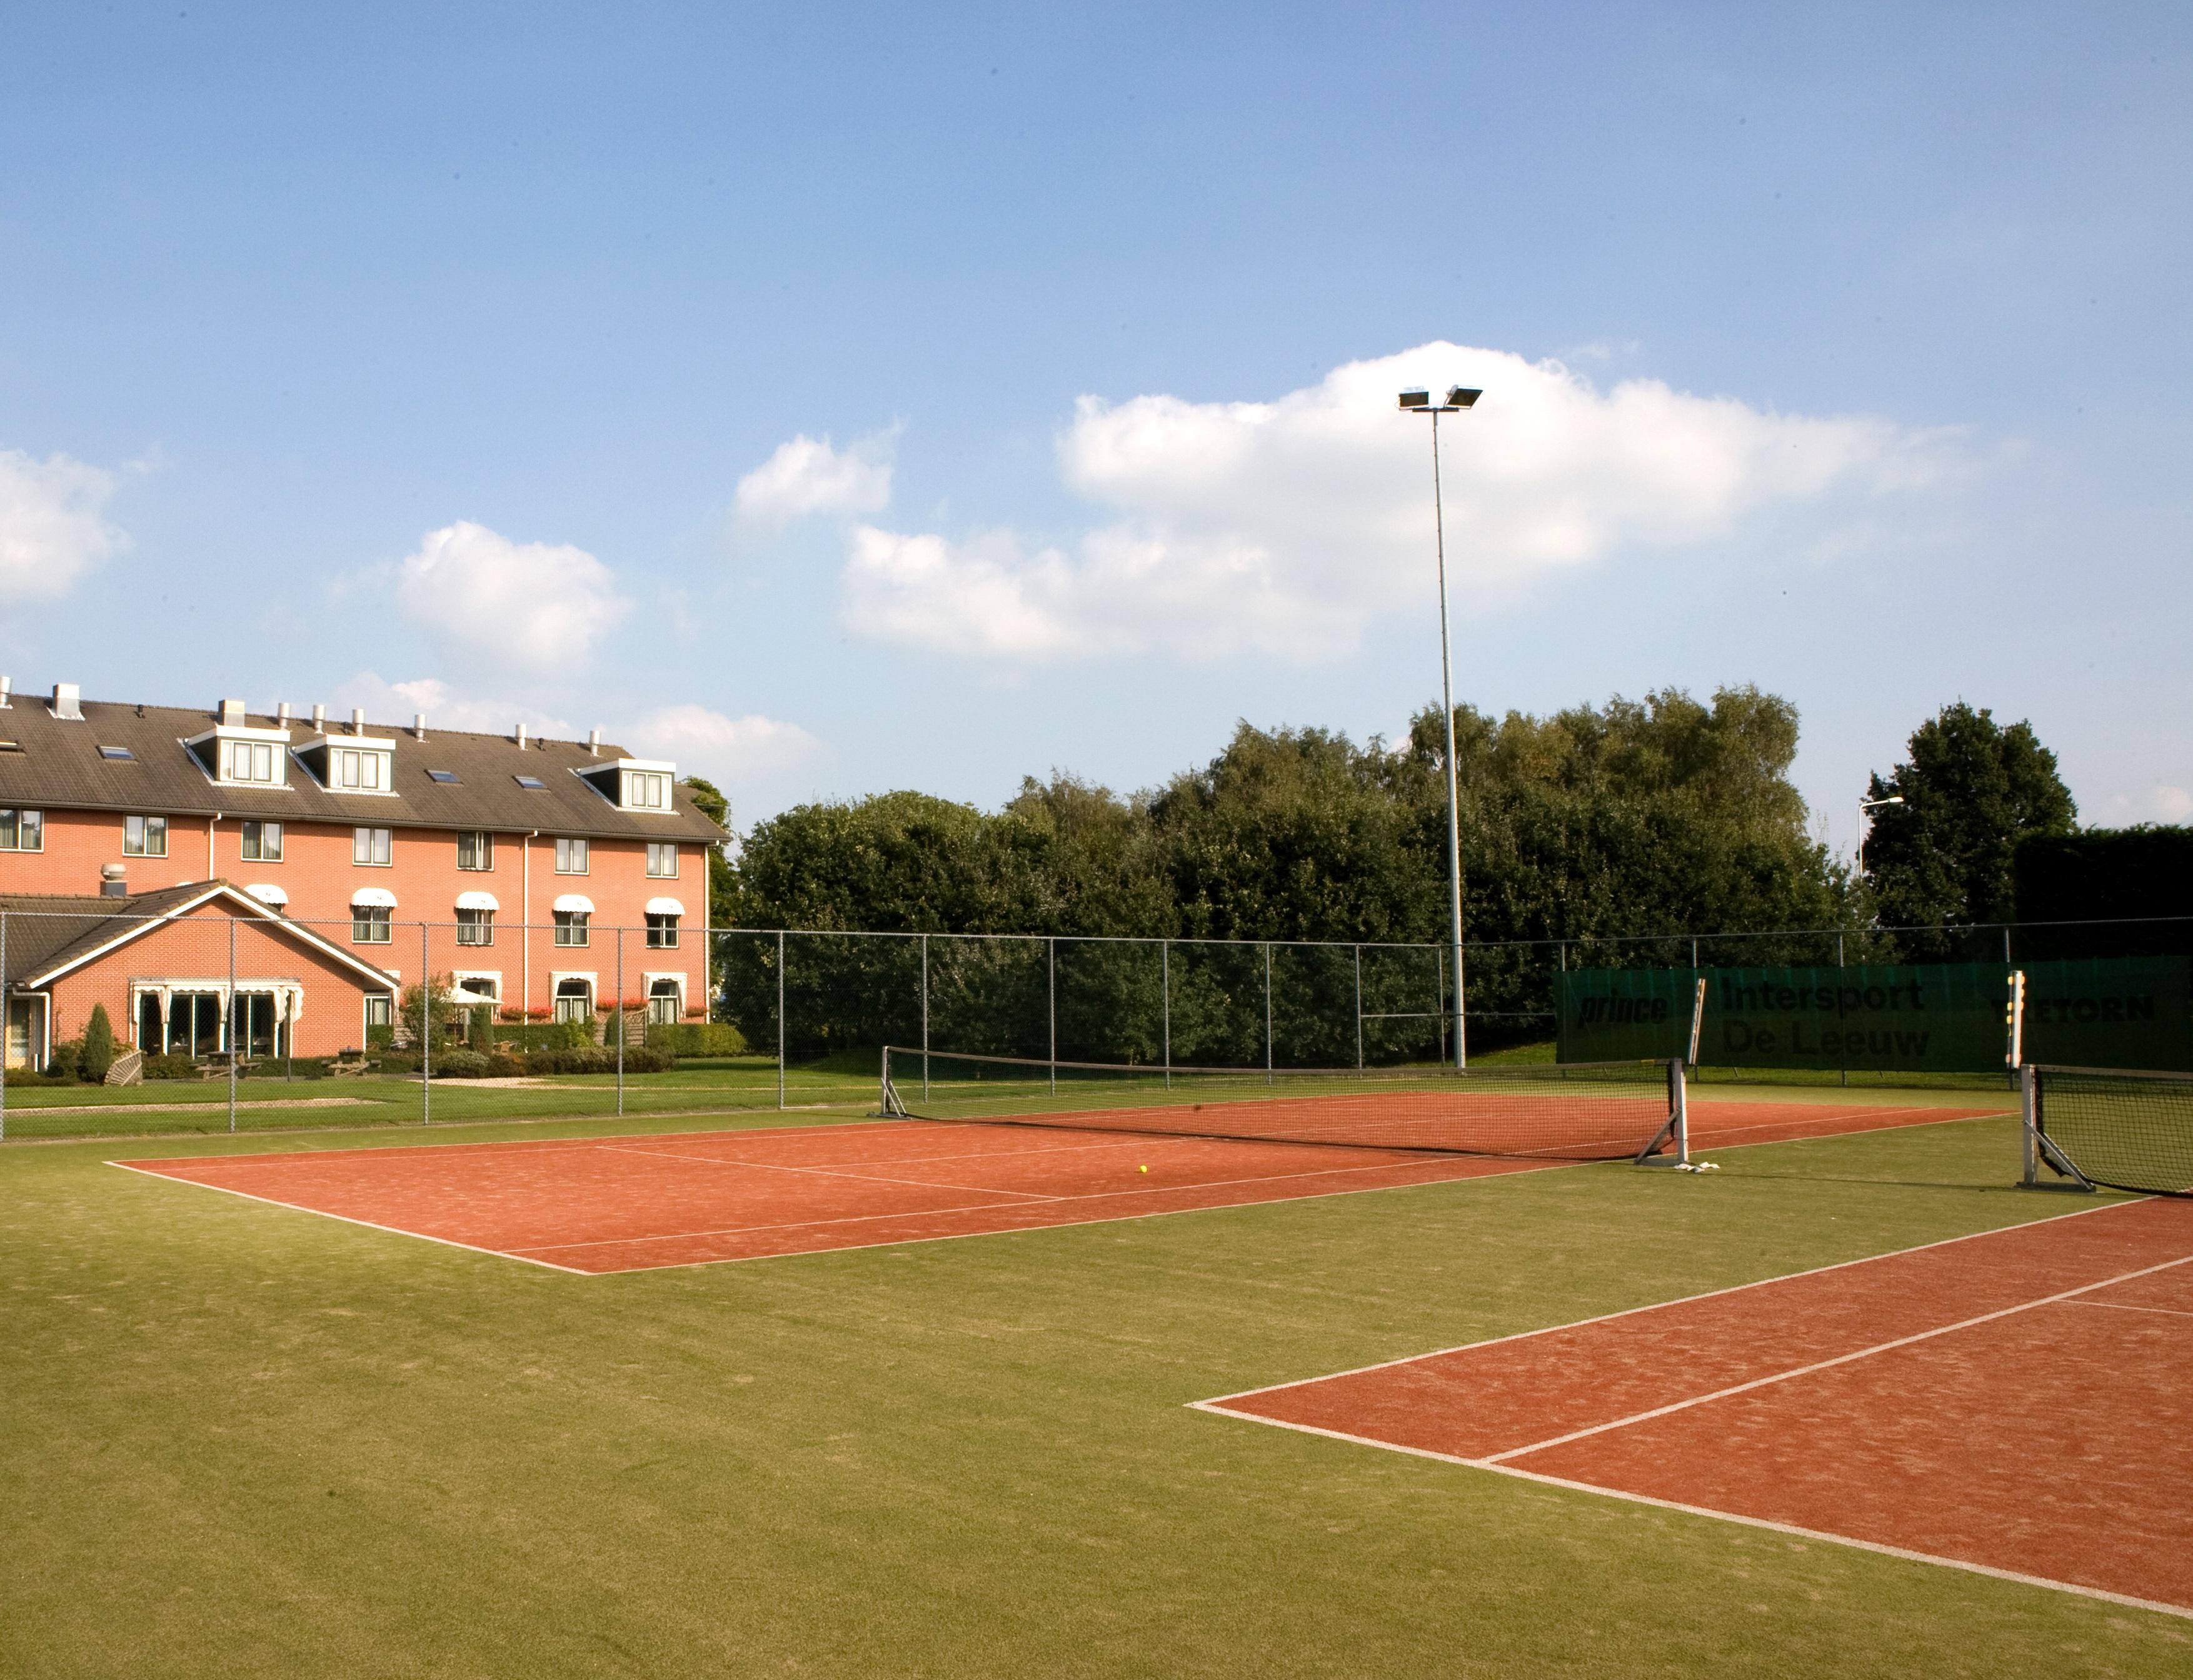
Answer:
[112,1078,2009,1272]
[1197,1196,2193,1618]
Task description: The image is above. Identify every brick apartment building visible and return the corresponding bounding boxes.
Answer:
[0,681,727,1069]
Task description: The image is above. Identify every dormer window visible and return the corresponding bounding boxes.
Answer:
[329,745,388,791]
[224,739,278,783]
[625,770,670,810]
[575,756,680,812]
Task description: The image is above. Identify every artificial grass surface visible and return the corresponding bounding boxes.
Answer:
[3,1104,2186,1678]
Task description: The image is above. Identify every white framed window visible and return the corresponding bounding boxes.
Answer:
[555,836,590,874]
[124,814,169,857]
[0,809,44,851]
[645,912,680,950]
[646,978,682,1024]
[456,907,494,947]
[353,826,393,866]
[553,978,594,1023]
[364,995,393,1031]
[330,746,390,792]
[645,841,678,878]
[553,909,591,948]
[457,830,494,871]
[353,905,393,944]
[223,739,278,784]
[623,770,671,811]
[241,819,283,862]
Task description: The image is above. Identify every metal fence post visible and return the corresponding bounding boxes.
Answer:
[1436,944,1446,1065]
[1690,936,1699,970]
[776,928,786,1110]
[419,919,431,1125]
[920,932,930,1099]
[615,924,625,1118]
[2003,925,2013,964]
[1353,943,1363,1071]
[1046,936,1056,1096]
[1,911,9,1142]
[1160,938,1171,1089]
[228,916,238,1134]
[1263,942,1273,1083]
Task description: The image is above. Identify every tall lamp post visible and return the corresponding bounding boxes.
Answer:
[1400,384,1481,1070]
[1857,794,1904,878]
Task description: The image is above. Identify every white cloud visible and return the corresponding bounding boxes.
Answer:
[2105,783,2193,824]
[618,702,823,782]
[393,521,630,671]
[0,449,128,602]
[735,428,898,529]
[330,672,572,739]
[843,342,1965,661]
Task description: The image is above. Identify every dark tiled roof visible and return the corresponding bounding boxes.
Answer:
[0,694,727,843]
[0,884,219,980]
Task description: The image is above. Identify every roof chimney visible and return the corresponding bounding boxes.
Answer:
[276,701,291,726]
[311,703,325,732]
[218,697,247,726]
[514,724,527,751]
[51,682,83,721]
[350,708,366,733]
[0,676,11,709]
[413,713,428,741]
[101,862,127,899]
[587,728,601,756]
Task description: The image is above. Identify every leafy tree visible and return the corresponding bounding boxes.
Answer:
[1863,702,2077,952]
[681,776,738,931]
[80,1003,116,1083]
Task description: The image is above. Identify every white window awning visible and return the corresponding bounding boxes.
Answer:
[455,891,499,912]
[351,887,399,908]
[552,894,594,914]
[644,897,685,917]
[244,883,288,907]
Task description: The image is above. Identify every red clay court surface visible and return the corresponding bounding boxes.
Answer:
[111,1094,2004,1274]
[1198,1196,2193,1619]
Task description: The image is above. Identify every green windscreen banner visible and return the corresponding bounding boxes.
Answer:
[1555,957,2192,1073]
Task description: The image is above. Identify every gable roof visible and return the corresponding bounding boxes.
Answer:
[1,883,402,994]
[0,694,728,844]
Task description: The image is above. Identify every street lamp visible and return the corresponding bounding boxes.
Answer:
[1857,795,1904,878]
[1400,384,1482,1069]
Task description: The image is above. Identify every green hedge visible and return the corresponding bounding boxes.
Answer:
[645,1022,750,1057]
[495,1021,595,1052]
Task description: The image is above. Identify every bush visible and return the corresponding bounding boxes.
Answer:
[45,1039,84,1081]
[80,1004,117,1084]
[367,1024,395,1051]
[374,1052,418,1075]
[428,1049,491,1079]
[521,1044,676,1076]
[648,1021,750,1057]
[467,1004,495,1048]
[499,1020,591,1052]
[142,1053,200,1080]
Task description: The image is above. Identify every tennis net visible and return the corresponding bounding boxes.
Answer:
[880,1048,1688,1164]
[2024,1064,2193,1196]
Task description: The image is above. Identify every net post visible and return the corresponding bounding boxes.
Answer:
[2005,968,2025,1075]
[2019,1062,2038,1187]
[419,919,430,1126]
[1353,944,1363,1072]
[228,916,238,1134]
[2017,1064,2098,1193]
[776,928,786,1111]
[1670,1059,1689,1166]
[1,910,9,1143]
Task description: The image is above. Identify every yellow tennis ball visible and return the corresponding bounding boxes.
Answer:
[1139,1164,1149,1173]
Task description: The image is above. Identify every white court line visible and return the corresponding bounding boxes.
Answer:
[589,1143,1070,1203]
[513,1151,1487,1256]
[104,1161,591,1273]
[1689,1101,2007,1141]
[1480,1253,2193,1464]
[1195,1194,2147,1409]
[1180,1399,2193,1623]
[2056,1298,2193,1321]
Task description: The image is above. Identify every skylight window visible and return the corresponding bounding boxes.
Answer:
[99,745,136,761]
[426,769,461,784]
[514,775,547,790]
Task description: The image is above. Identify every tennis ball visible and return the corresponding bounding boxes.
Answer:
[1139,1164,1149,1173]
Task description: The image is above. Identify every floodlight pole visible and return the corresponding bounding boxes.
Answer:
[1402,389,1478,1071]
[1857,795,1904,878]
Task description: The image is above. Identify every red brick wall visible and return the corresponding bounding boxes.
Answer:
[41,899,391,1058]
[0,814,709,1019]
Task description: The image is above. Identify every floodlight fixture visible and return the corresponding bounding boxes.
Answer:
[1447,386,1482,409]
[1398,389,1431,409]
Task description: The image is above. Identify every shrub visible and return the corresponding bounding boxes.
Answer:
[468,1004,496,1048]
[80,1004,117,1084]
[498,1006,527,1024]
[143,1053,200,1080]
[367,1024,395,1051]
[499,1020,591,1053]
[45,1039,84,1081]
[428,1049,491,1079]
[374,1052,418,1075]
[647,1022,750,1057]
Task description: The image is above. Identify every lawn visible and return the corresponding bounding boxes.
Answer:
[2,1089,2185,1677]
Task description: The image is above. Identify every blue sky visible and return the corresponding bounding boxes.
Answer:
[3,2,2187,854]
